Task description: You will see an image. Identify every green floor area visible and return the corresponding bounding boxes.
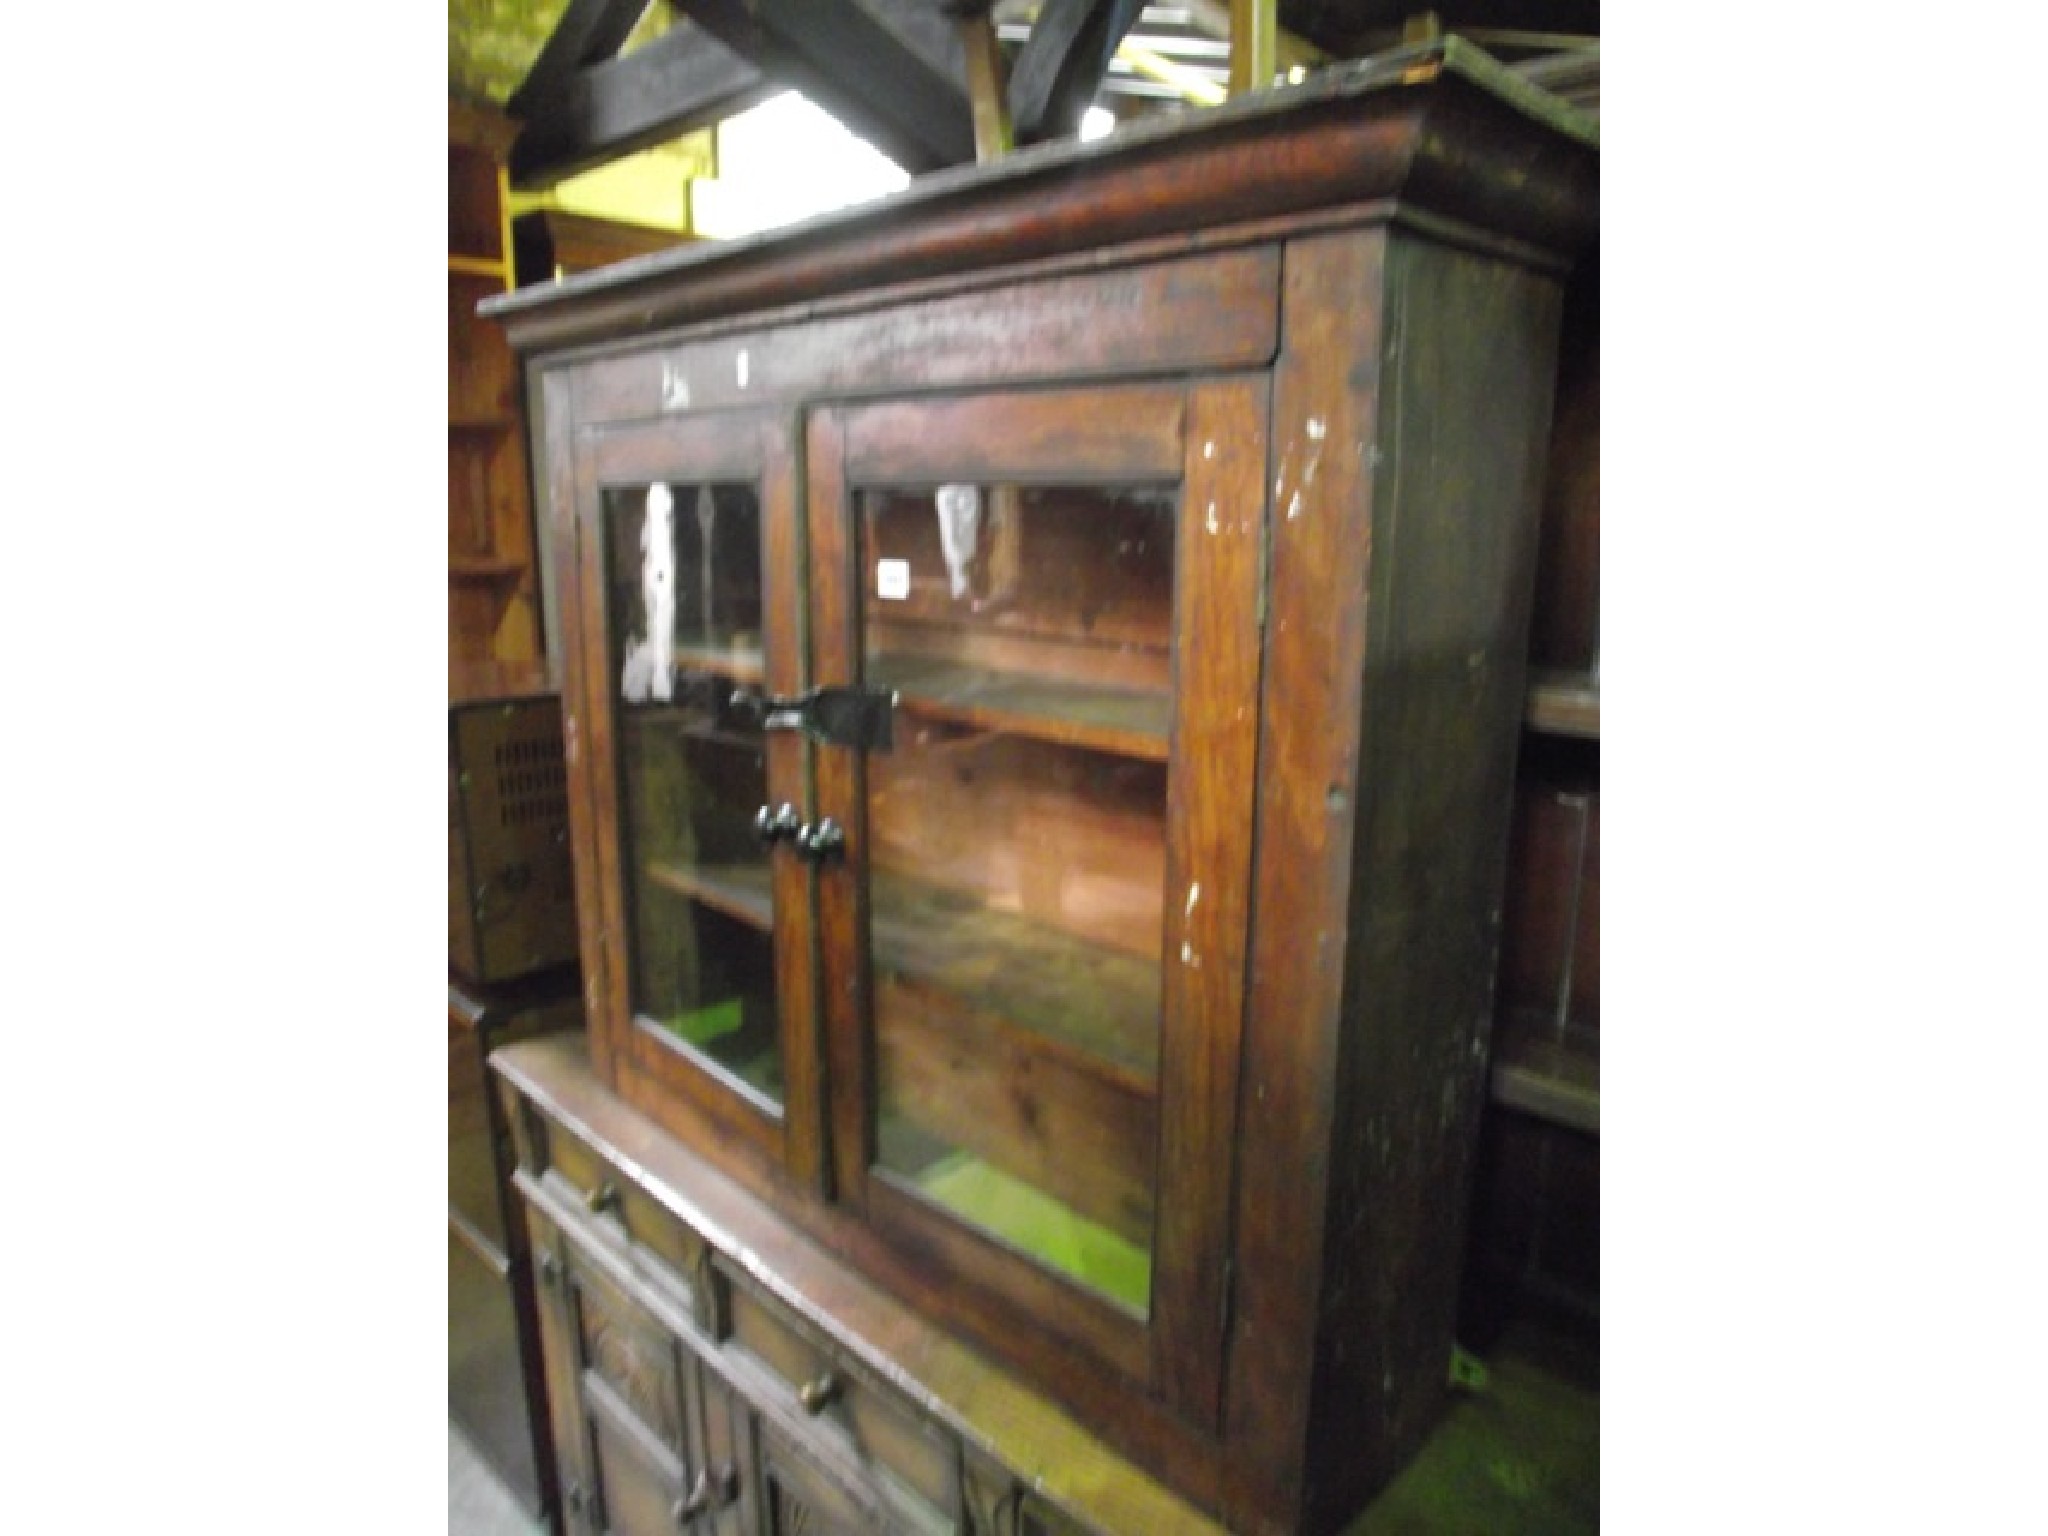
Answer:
[1343,1317,1599,1536]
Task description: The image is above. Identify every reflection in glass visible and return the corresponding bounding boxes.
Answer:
[860,482,1177,1315]
[605,482,782,1106]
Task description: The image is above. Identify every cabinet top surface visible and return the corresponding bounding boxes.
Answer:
[481,36,1597,355]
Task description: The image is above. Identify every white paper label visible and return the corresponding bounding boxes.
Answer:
[876,559,911,601]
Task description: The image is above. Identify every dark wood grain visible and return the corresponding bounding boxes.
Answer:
[1149,375,1268,1429]
[573,412,807,1172]
[498,1037,1231,1533]
[1299,230,1563,1534]
[805,406,871,1214]
[874,972,1159,1246]
[1225,226,1387,1535]
[569,246,1278,428]
[501,52,1597,1535]
[843,384,1184,485]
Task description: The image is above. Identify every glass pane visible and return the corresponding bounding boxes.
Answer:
[860,482,1176,1317]
[605,481,783,1108]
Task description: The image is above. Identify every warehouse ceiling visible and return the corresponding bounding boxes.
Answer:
[449,0,1597,190]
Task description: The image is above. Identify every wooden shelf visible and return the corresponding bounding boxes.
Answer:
[646,860,775,934]
[1488,1016,1598,1134]
[620,709,762,754]
[672,642,767,687]
[644,859,1159,1089]
[450,253,509,280]
[869,654,1170,762]
[450,555,525,584]
[450,414,519,435]
[1525,669,1600,738]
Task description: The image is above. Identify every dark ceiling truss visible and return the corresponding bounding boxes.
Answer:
[1004,0,1146,143]
[677,0,977,173]
[507,0,1147,186]
[504,0,1598,189]
[507,0,653,121]
[509,9,775,187]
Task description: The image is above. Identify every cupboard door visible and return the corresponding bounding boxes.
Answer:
[806,381,1266,1420]
[572,412,825,1184]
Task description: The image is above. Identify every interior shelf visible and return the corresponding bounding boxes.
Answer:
[449,253,508,279]
[1488,1013,1599,1135]
[643,859,1160,1090]
[1525,669,1600,738]
[646,859,775,934]
[669,642,767,687]
[449,555,525,584]
[868,653,1170,762]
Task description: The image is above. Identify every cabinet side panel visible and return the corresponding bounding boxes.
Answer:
[1226,228,1389,1535]
[1302,233,1565,1531]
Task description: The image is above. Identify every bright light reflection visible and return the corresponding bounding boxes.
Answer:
[693,93,910,240]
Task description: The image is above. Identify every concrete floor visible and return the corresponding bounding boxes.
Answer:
[450,1419,547,1536]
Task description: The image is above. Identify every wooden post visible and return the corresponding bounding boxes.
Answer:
[1228,0,1276,97]
[953,3,1014,161]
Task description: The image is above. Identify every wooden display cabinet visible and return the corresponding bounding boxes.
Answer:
[487,39,1596,1536]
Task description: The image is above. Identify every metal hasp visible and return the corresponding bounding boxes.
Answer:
[731,685,898,752]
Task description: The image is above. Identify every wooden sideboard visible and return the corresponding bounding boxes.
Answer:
[484,37,1596,1535]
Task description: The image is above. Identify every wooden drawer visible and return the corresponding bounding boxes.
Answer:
[722,1269,958,1531]
[541,1119,722,1327]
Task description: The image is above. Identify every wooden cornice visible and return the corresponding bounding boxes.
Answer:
[482,39,1596,358]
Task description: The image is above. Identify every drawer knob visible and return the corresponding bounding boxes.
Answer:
[584,1180,621,1216]
[672,1463,738,1526]
[796,1371,840,1414]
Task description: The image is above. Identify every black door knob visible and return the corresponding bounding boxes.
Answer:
[795,818,845,864]
[753,803,801,844]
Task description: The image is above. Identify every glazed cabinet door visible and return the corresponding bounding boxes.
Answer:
[567,411,825,1184]
[805,380,1267,1422]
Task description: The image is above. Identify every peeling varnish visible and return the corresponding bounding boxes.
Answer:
[1280,417,1328,522]
[660,358,689,410]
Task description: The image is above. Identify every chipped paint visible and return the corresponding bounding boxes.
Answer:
[660,358,690,410]
[735,349,750,388]
[1306,416,1327,441]
[1206,499,1220,534]
[1203,440,1216,460]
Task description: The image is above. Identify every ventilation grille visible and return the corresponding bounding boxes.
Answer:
[493,732,567,828]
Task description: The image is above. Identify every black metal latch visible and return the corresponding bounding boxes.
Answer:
[730,684,897,752]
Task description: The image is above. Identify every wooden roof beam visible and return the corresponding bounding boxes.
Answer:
[510,20,775,189]
[508,0,655,119]
[1005,0,1145,143]
[676,0,977,172]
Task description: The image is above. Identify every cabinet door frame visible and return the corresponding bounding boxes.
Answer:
[567,408,826,1187]
[804,378,1267,1423]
